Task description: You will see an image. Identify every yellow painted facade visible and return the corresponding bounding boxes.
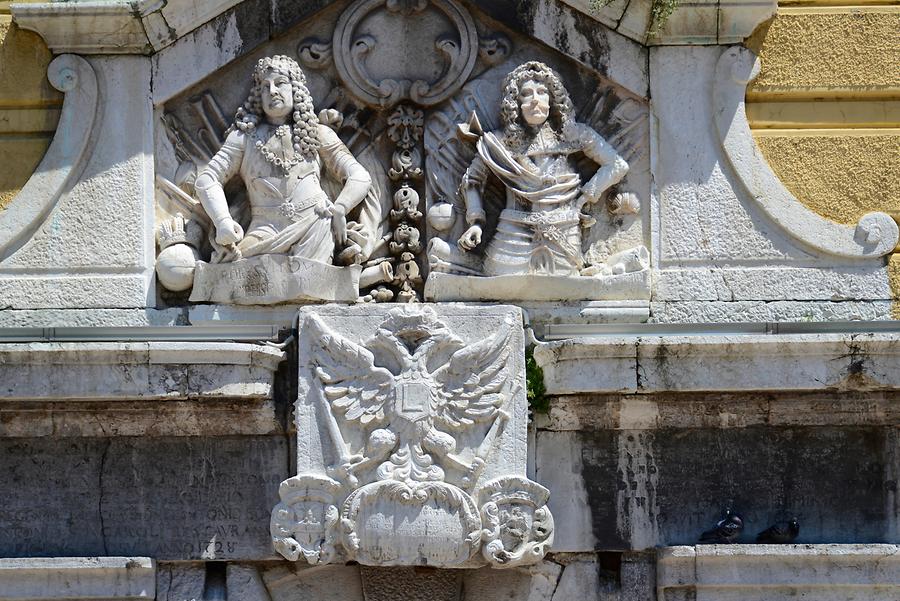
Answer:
[747,2,900,312]
[0,1,60,211]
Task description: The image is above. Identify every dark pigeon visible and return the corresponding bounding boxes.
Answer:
[699,509,744,543]
[756,518,800,544]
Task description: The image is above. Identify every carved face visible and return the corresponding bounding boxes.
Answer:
[518,79,550,127]
[260,69,294,121]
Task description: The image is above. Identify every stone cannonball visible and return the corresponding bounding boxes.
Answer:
[156,243,199,292]
[427,201,455,231]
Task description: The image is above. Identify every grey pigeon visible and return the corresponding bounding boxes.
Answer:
[699,509,743,543]
[756,518,799,544]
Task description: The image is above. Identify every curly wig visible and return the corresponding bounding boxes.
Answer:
[499,61,574,146]
[232,55,320,161]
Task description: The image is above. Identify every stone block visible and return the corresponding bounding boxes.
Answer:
[156,563,206,601]
[658,544,900,600]
[650,0,719,45]
[0,341,284,401]
[0,557,155,599]
[534,425,894,551]
[537,332,900,395]
[226,564,272,601]
[718,0,776,44]
[261,564,364,601]
[0,436,288,560]
[0,56,155,309]
[535,431,598,552]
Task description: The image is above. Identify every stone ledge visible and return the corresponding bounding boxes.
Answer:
[11,0,777,58]
[0,341,285,401]
[11,0,243,54]
[658,544,900,600]
[0,557,155,599]
[535,332,900,394]
[561,0,776,45]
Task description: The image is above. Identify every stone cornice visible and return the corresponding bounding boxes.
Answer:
[11,0,778,56]
[0,557,156,599]
[10,0,243,54]
[534,331,900,394]
[658,545,900,599]
[0,341,286,401]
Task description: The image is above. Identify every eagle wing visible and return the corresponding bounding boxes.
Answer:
[431,320,514,430]
[307,315,394,426]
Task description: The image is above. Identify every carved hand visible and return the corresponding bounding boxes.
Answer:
[457,224,483,251]
[215,217,244,246]
[331,204,348,246]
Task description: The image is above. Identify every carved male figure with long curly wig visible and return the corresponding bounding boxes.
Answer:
[456,61,628,276]
[194,55,372,265]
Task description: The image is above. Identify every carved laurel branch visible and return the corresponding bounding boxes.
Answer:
[0,55,98,261]
[714,47,898,259]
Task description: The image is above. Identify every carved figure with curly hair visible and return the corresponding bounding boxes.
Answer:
[453,61,629,277]
[498,61,575,149]
[194,55,372,266]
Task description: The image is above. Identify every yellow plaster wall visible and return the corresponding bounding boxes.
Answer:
[0,2,61,211]
[747,8,900,97]
[753,131,899,225]
[747,2,900,312]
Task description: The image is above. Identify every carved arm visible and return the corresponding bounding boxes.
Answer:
[575,122,629,204]
[318,124,372,215]
[194,129,246,246]
[457,154,490,250]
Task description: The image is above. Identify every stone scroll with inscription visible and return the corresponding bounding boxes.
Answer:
[270,304,553,568]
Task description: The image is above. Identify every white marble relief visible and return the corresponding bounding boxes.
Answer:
[150,0,653,307]
[425,61,650,302]
[155,55,395,304]
[271,305,553,568]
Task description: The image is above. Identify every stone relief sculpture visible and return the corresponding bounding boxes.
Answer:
[195,55,372,268]
[156,56,394,304]
[271,305,553,568]
[425,61,650,302]
[155,0,650,307]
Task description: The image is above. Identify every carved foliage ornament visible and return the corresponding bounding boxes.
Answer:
[271,306,553,568]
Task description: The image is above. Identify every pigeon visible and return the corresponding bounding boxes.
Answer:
[756,518,800,544]
[699,509,744,543]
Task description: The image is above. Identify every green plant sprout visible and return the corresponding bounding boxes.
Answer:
[526,348,549,414]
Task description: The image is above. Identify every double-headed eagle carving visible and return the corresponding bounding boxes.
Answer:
[272,307,552,568]
[309,307,515,489]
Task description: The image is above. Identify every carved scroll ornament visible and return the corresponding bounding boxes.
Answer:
[0,55,98,262]
[714,47,898,259]
[332,0,478,107]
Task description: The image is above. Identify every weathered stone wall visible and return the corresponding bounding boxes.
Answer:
[1,1,898,599]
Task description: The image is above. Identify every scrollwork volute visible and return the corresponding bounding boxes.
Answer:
[333,0,478,108]
[0,55,98,261]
